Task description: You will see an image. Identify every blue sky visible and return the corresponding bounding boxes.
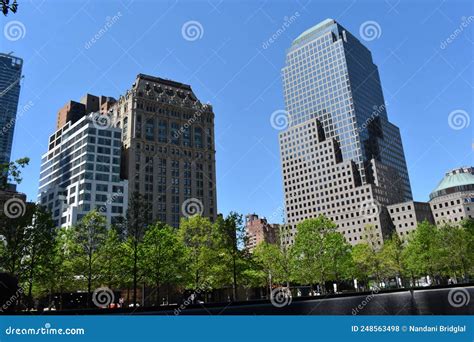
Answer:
[1,0,472,223]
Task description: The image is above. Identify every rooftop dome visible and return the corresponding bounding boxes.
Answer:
[430,167,474,199]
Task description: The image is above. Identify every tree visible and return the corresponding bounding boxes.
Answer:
[436,223,471,281]
[1,0,18,15]
[0,201,35,277]
[0,157,29,190]
[324,231,352,289]
[140,222,186,305]
[291,216,336,293]
[402,220,440,285]
[21,205,56,308]
[214,212,247,301]
[74,210,107,307]
[97,228,125,289]
[379,232,404,287]
[178,215,216,291]
[40,227,78,310]
[123,192,150,306]
[253,241,291,290]
[350,243,376,288]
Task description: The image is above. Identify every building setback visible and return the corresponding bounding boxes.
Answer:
[245,213,280,252]
[387,201,434,241]
[108,74,217,227]
[38,113,128,227]
[0,53,23,165]
[279,19,412,245]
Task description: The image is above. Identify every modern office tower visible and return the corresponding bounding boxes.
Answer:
[0,53,23,165]
[56,94,115,129]
[38,113,128,227]
[429,167,474,225]
[281,119,397,246]
[109,74,217,227]
[279,19,413,245]
[387,201,434,241]
[245,213,280,252]
[281,19,411,200]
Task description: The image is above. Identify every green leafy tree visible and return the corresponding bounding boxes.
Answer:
[21,205,56,308]
[178,215,215,290]
[402,220,440,285]
[214,212,247,301]
[74,210,107,307]
[436,223,471,281]
[123,192,150,305]
[291,216,336,292]
[253,240,291,290]
[0,157,29,190]
[97,228,125,289]
[324,231,352,288]
[140,222,186,305]
[41,227,78,310]
[379,232,404,287]
[1,0,18,15]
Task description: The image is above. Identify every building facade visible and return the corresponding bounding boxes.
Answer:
[429,167,474,225]
[109,74,217,227]
[0,53,23,165]
[279,19,412,245]
[281,19,411,201]
[387,201,434,241]
[38,113,128,227]
[245,213,280,252]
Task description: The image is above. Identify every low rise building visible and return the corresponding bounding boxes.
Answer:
[245,213,279,252]
[429,167,474,225]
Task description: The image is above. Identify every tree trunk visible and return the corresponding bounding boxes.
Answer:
[232,253,237,301]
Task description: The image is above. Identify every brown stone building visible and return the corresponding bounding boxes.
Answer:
[245,213,279,252]
[56,94,115,129]
[109,74,217,227]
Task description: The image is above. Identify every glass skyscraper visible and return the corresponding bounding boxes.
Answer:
[0,53,23,166]
[281,19,412,201]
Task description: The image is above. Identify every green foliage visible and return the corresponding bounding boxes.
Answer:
[140,222,186,303]
[0,157,29,190]
[2,0,18,15]
[291,216,336,288]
